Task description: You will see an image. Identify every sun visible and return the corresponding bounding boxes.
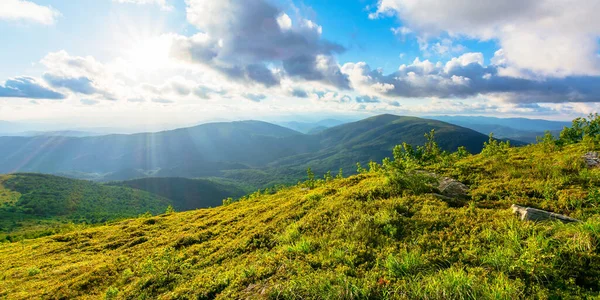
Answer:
[125,35,173,72]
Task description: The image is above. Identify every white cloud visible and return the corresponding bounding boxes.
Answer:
[276,13,292,30]
[391,26,411,37]
[341,52,600,103]
[0,0,60,25]
[172,0,348,88]
[444,52,483,73]
[370,0,600,77]
[112,0,172,10]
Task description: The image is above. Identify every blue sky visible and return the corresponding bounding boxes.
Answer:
[0,0,599,128]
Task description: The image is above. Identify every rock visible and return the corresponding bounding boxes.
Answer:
[438,177,469,199]
[583,152,600,168]
[511,204,580,223]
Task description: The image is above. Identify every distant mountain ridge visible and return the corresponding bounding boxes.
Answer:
[428,115,571,143]
[0,115,492,183]
[277,119,349,134]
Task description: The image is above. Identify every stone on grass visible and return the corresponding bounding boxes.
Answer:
[511,204,580,223]
[583,152,600,168]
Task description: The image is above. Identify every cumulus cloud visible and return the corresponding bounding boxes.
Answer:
[0,0,60,25]
[342,52,600,103]
[43,73,101,95]
[370,0,600,77]
[39,52,117,100]
[41,51,105,78]
[170,0,349,89]
[0,77,65,99]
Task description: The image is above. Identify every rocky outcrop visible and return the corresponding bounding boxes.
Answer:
[583,152,600,168]
[511,204,580,223]
[438,177,469,199]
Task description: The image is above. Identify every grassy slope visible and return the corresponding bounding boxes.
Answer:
[0,173,171,241]
[2,142,600,299]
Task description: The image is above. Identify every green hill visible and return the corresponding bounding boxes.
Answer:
[0,173,171,241]
[2,116,600,298]
[266,115,491,177]
[109,177,251,211]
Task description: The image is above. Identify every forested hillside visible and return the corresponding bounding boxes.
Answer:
[109,177,250,211]
[2,115,600,299]
[265,115,492,178]
[0,174,170,241]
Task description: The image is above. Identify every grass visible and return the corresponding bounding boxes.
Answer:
[1,139,600,298]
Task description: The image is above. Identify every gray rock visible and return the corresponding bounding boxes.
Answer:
[511,204,580,223]
[438,177,469,198]
[583,152,600,168]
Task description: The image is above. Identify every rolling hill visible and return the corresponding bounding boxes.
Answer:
[267,115,491,176]
[1,127,599,298]
[0,173,171,241]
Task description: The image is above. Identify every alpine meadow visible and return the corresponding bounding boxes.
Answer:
[2,0,600,299]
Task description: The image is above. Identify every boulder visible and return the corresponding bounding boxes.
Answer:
[511,204,580,223]
[438,177,469,199]
[582,152,600,168]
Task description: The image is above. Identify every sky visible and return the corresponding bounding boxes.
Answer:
[0,0,600,129]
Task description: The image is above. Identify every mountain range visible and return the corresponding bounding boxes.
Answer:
[428,115,571,143]
[0,115,491,184]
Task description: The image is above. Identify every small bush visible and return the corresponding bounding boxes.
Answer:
[27,267,41,277]
[105,286,119,300]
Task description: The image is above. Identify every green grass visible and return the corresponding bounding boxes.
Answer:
[2,136,600,298]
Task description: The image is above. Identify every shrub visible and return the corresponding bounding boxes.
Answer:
[305,168,316,189]
[481,133,510,158]
[222,197,233,206]
[27,267,41,276]
[105,287,119,300]
[558,113,600,145]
